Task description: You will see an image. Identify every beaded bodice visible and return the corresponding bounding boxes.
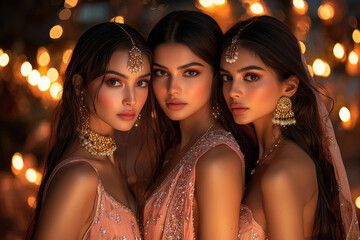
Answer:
[143,129,244,240]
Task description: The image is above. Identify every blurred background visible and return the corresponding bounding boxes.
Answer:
[0,0,359,239]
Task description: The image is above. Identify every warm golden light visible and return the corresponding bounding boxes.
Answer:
[339,107,351,122]
[0,49,3,55]
[27,196,36,208]
[20,61,32,77]
[38,76,51,91]
[28,70,41,86]
[293,0,308,14]
[355,196,360,209]
[323,62,331,77]
[110,16,125,24]
[307,65,314,77]
[65,0,78,8]
[47,68,59,82]
[333,43,345,59]
[38,49,50,66]
[0,53,10,67]
[62,49,73,64]
[12,152,24,171]
[25,168,38,183]
[59,8,71,20]
[49,25,63,39]
[199,0,213,7]
[349,51,359,65]
[213,0,226,5]
[318,3,335,20]
[299,41,306,54]
[352,29,360,44]
[250,3,264,15]
[50,82,63,100]
[313,59,326,76]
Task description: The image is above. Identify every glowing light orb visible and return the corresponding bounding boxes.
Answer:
[0,53,10,67]
[50,82,63,100]
[21,61,33,77]
[339,107,351,123]
[50,25,63,39]
[28,70,41,86]
[25,168,37,183]
[250,3,264,15]
[333,43,345,59]
[349,51,359,65]
[318,3,334,20]
[47,68,59,82]
[38,76,51,91]
[12,152,24,171]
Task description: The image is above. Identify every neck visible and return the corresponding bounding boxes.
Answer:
[88,116,114,138]
[178,104,214,150]
[253,114,282,159]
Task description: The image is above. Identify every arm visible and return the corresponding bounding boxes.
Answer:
[195,145,244,240]
[261,166,304,240]
[34,162,99,240]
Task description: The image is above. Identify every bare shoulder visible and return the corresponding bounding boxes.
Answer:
[261,140,317,201]
[196,144,243,173]
[44,161,100,203]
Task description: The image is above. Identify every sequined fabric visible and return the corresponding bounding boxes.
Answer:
[143,129,244,240]
[44,158,141,240]
[238,205,267,240]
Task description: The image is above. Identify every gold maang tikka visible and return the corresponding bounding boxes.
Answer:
[77,92,117,156]
[225,20,257,64]
[113,22,144,74]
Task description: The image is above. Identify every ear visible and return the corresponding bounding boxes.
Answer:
[282,75,299,98]
[72,74,84,97]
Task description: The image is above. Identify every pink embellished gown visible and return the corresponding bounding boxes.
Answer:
[143,129,245,240]
[44,158,141,240]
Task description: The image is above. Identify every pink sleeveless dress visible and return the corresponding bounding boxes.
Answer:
[44,158,141,240]
[143,129,244,240]
[239,205,268,239]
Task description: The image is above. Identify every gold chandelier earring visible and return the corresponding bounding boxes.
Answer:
[77,91,117,156]
[272,96,296,127]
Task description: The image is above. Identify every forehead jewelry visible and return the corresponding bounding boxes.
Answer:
[225,20,257,64]
[115,23,144,74]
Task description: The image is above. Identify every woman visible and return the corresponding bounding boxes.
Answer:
[143,11,251,239]
[28,22,153,239]
[220,15,360,239]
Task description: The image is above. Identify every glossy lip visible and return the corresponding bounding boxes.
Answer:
[117,111,136,120]
[166,99,187,111]
[230,103,249,115]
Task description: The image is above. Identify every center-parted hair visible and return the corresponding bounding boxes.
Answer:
[220,15,343,240]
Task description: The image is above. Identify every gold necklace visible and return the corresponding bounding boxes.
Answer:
[78,126,117,156]
[250,136,283,175]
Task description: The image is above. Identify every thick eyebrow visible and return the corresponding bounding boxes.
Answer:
[153,62,204,70]
[104,71,151,80]
[104,70,128,79]
[237,65,265,73]
[177,62,204,70]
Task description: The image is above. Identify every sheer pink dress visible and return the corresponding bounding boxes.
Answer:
[43,158,141,240]
[143,129,244,240]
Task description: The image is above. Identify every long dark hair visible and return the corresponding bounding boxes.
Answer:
[221,15,343,239]
[27,22,154,239]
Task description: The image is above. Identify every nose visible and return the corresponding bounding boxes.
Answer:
[123,86,136,106]
[167,75,182,96]
[228,80,243,99]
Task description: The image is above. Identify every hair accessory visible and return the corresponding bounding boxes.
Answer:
[225,20,257,64]
[77,91,117,156]
[114,22,144,74]
[272,96,296,127]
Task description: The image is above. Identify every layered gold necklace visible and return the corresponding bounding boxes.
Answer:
[78,125,117,156]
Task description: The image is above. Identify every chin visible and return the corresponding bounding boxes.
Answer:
[114,123,135,132]
[233,117,251,126]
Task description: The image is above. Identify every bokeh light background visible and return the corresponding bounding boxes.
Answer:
[0,0,359,239]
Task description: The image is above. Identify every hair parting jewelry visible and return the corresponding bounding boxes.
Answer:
[225,19,257,64]
[272,96,296,127]
[112,21,144,74]
[77,91,117,156]
[250,135,283,175]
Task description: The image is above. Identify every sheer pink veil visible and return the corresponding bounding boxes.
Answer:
[301,55,360,239]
